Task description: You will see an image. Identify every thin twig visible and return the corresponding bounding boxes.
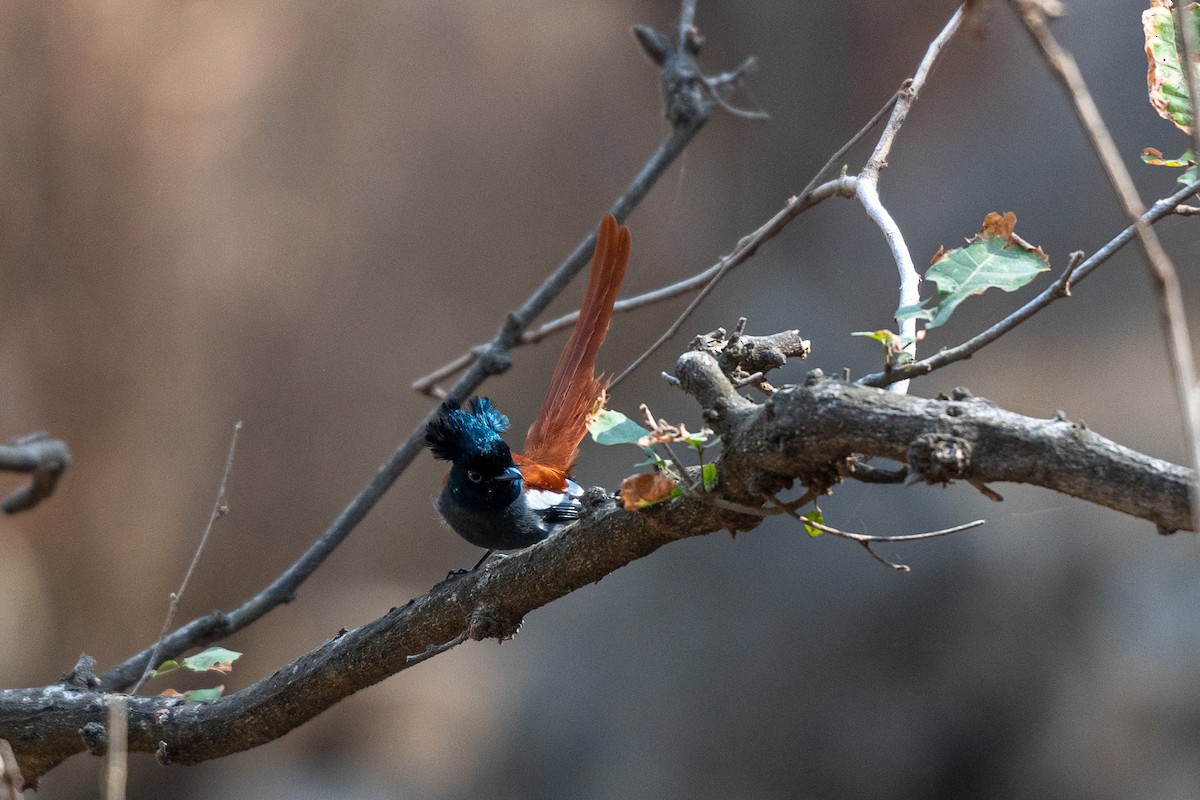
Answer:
[405,631,470,666]
[128,421,242,695]
[859,178,1200,387]
[1055,250,1085,296]
[518,88,905,354]
[855,177,920,395]
[100,3,718,692]
[801,85,904,198]
[855,6,965,395]
[607,177,855,389]
[770,496,984,572]
[1011,6,1200,528]
[0,740,23,800]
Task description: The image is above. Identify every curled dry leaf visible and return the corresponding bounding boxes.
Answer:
[619,472,678,509]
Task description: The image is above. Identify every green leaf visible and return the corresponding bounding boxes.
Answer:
[184,686,225,701]
[1142,147,1195,168]
[588,410,651,446]
[923,212,1049,329]
[802,508,824,538]
[1144,3,1200,134]
[150,659,181,678]
[701,462,718,491]
[894,303,934,323]
[1142,147,1198,184]
[181,646,242,674]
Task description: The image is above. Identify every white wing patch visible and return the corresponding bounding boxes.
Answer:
[525,480,583,512]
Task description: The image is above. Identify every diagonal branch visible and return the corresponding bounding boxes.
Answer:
[97,2,722,695]
[855,5,965,395]
[4,336,1195,785]
[1015,1,1200,528]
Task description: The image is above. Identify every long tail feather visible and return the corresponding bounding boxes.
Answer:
[520,214,630,487]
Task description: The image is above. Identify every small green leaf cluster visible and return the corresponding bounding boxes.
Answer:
[150,646,242,701]
[588,409,716,507]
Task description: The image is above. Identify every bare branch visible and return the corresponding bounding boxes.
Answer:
[854,177,920,394]
[771,497,985,572]
[862,6,965,181]
[854,6,965,394]
[0,433,70,515]
[1015,2,1200,528]
[6,343,1195,784]
[606,177,853,389]
[129,422,242,696]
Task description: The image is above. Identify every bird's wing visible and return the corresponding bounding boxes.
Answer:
[519,214,630,490]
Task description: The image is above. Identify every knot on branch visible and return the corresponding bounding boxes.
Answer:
[79,722,107,755]
[690,320,809,395]
[908,432,971,484]
[156,740,175,765]
[633,18,761,127]
[633,24,710,126]
[468,604,522,642]
[61,653,100,691]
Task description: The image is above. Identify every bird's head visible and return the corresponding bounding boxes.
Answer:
[425,397,524,508]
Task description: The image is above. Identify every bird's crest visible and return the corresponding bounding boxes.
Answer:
[425,397,510,462]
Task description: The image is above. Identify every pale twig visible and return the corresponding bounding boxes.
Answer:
[855,6,965,395]
[0,740,23,800]
[103,697,127,800]
[702,57,769,120]
[769,496,984,572]
[1014,7,1200,527]
[855,178,920,395]
[860,178,1200,387]
[128,422,242,696]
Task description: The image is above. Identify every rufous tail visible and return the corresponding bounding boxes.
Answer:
[518,214,630,490]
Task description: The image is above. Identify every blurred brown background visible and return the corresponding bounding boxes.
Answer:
[2,1,1200,798]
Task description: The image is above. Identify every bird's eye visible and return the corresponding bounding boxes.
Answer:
[467,470,483,483]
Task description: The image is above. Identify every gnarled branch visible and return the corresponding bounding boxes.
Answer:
[2,329,1192,785]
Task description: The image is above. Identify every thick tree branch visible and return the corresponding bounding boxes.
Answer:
[4,330,1193,785]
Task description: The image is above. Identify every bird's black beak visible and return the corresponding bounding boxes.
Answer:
[497,466,523,483]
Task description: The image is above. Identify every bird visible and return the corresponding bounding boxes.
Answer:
[425,213,631,570]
